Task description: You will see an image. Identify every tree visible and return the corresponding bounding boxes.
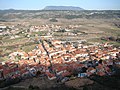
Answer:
[49,18,58,22]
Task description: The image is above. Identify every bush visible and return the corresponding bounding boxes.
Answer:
[65,15,82,19]
[49,18,58,22]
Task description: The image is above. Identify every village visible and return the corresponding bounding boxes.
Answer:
[0,34,120,87]
[0,15,120,88]
[0,2,119,89]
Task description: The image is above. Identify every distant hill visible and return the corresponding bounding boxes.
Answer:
[43,6,84,10]
[0,9,119,20]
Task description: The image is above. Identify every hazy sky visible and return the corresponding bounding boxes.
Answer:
[0,0,120,10]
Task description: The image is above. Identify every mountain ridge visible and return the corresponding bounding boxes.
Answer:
[43,6,84,10]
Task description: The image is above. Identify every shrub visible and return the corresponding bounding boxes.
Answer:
[49,18,58,22]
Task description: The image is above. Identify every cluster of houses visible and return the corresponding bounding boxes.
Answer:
[29,24,81,33]
[0,24,27,36]
[0,24,82,38]
[30,24,62,32]
[0,25,8,35]
[0,24,80,33]
[0,39,120,82]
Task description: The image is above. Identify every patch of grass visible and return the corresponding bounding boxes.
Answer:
[0,56,9,62]
[111,27,120,31]
[22,44,37,52]
[54,32,64,36]
[88,38,120,47]
[2,37,28,43]
[32,31,48,36]
[109,41,120,47]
